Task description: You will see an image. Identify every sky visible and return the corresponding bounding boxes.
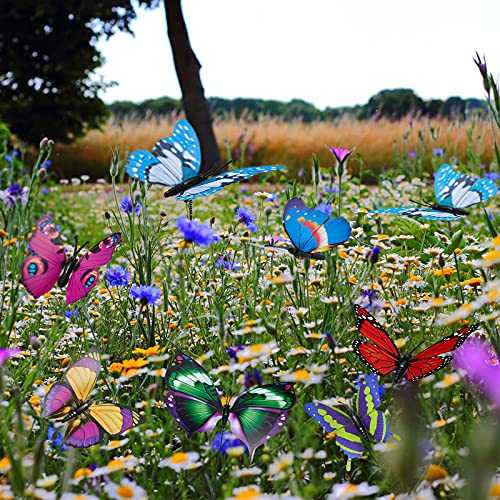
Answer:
[96,0,500,110]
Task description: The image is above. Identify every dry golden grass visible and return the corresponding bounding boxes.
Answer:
[54,112,494,180]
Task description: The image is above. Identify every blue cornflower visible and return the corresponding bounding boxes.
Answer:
[176,215,218,246]
[433,148,444,156]
[106,265,130,287]
[47,425,68,451]
[212,432,248,455]
[64,309,80,319]
[5,155,12,163]
[40,159,52,169]
[235,207,257,232]
[316,203,333,217]
[323,185,338,194]
[120,196,141,214]
[485,172,500,182]
[130,284,161,305]
[216,257,241,271]
[367,245,381,264]
[243,369,263,389]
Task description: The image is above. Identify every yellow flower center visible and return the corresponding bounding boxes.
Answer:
[116,485,135,498]
[171,452,188,464]
[235,488,261,499]
[294,369,311,380]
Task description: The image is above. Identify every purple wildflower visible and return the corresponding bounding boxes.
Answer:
[316,203,333,217]
[408,151,417,158]
[329,147,352,163]
[367,246,381,264]
[130,284,161,305]
[0,348,21,366]
[355,289,384,313]
[120,196,141,214]
[433,148,444,156]
[176,216,218,246]
[106,265,130,287]
[64,310,80,320]
[235,207,257,232]
[0,184,29,208]
[227,345,244,359]
[243,369,263,389]
[454,338,500,409]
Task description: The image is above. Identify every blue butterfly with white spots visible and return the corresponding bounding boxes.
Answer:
[371,164,498,220]
[125,120,284,201]
[283,197,351,259]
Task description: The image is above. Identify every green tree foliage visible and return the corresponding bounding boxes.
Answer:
[362,89,425,120]
[109,92,485,122]
[0,0,159,144]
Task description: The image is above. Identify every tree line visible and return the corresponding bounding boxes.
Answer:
[109,89,486,122]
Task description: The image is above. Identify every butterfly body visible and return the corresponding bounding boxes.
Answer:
[20,217,121,305]
[371,164,498,220]
[353,305,477,382]
[165,351,296,461]
[44,347,144,448]
[283,197,351,259]
[126,120,284,201]
[304,374,393,470]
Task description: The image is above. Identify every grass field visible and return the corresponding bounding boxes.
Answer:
[53,113,495,182]
[0,117,500,499]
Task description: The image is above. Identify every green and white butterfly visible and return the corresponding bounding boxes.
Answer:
[165,350,296,461]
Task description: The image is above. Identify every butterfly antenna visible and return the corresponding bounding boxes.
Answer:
[408,340,424,355]
[409,199,432,208]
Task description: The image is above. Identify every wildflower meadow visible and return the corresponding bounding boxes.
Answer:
[1,56,500,500]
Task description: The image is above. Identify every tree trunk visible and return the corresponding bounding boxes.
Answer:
[164,0,221,172]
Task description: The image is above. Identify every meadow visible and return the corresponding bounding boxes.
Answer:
[0,103,500,500]
[54,113,495,182]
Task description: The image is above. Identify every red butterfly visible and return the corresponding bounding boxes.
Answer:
[352,305,478,382]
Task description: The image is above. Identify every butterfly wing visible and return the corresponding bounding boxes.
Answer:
[356,375,392,443]
[66,233,121,305]
[165,351,224,435]
[355,306,401,357]
[370,207,462,221]
[20,216,66,298]
[228,382,296,461]
[434,164,498,208]
[405,324,478,381]
[126,120,201,186]
[176,165,284,201]
[353,340,399,376]
[304,402,364,462]
[283,197,351,254]
[44,346,100,420]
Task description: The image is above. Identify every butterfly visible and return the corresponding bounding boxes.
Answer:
[282,197,351,259]
[44,346,144,447]
[371,164,498,220]
[165,350,296,461]
[304,373,394,471]
[20,216,121,305]
[125,119,284,201]
[353,305,479,382]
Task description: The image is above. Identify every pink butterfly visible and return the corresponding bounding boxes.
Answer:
[20,216,121,305]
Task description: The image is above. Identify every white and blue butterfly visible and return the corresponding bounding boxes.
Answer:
[371,164,498,221]
[125,120,284,201]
